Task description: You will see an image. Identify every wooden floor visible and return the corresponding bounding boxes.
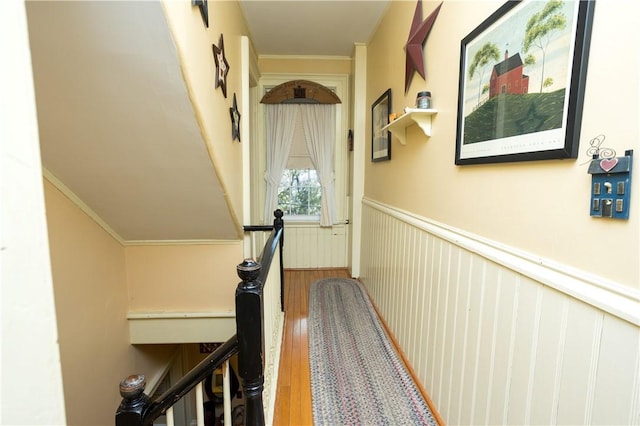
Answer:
[272,268,351,426]
[272,268,443,426]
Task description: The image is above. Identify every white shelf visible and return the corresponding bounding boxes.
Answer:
[382,108,437,145]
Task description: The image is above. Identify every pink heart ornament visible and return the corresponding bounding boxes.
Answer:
[600,158,618,172]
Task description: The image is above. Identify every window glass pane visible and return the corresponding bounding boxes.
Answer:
[278,168,322,218]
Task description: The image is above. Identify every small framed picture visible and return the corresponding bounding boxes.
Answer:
[371,88,391,162]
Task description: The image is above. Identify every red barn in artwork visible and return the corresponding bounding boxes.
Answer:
[489,50,530,98]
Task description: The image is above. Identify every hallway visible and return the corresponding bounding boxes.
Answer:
[272,269,351,425]
[271,268,442,425]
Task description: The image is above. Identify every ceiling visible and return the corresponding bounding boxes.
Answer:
[239,1,389,56]
[26,1,388,243]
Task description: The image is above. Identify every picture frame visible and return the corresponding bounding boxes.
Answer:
[455,0,595,165]
[372,88,392,162]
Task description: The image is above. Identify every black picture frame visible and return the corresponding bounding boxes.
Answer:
[372,88,392,162]
[455,0,595,165]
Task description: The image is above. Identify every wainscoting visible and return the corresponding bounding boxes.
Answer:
[360,198,640,425]
[282,223,347,269]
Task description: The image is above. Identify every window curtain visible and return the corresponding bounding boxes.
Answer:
[264,104,299,223]
[300,104,336,227]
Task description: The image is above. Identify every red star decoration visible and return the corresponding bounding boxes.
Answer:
[405,1,443,93]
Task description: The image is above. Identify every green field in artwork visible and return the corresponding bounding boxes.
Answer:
[463,89,565,144]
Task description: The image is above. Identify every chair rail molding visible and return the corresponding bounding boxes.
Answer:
[362,197,639,326]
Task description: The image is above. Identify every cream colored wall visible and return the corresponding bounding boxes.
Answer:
[44,180,177,425]
[365,0,639,289]
[126,242,243,312]
[162,0,253,236]
[258,56,352,75]
[1,3,66,422]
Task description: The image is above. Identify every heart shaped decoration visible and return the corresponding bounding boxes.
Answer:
[600,158,618,172]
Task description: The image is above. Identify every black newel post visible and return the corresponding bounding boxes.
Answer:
[115,374,149,426]
[235,259,265,426]
[273,209,285,312]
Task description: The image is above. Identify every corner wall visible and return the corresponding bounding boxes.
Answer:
[0,2,66,422]
[44,180,177,425]
[162,0,254,236]
[364,0,638,288]
[361,1,640,423]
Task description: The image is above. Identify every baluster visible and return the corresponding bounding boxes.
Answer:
[273,209,285,312]
[222,360,232,424]
[166,406,174,426]
[195,382,204,426]
[235,259,265,426]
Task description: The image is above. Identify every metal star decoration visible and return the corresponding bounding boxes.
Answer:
[212,34,230,98]
[229,93,241,142]
[192,0,208,28]
[405,1,443,93]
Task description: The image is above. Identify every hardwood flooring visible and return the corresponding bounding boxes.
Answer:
[272,268,351,426]
[272,268,443,426]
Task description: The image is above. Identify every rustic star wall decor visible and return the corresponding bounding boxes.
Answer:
[212,34,230,98]
[192,0,208,28]
[405,0,443,93]
[229,93,241,142]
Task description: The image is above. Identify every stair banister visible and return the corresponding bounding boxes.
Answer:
[235,259,265,426]
[115,210,284,426]
[116,335,238,425]
[244,208,285,312]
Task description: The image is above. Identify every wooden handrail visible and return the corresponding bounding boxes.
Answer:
[243,225,274,232]
[145,336,238,422]
[115,210,284,426]
[245,209,285,311]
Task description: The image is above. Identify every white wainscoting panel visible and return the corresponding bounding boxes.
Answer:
[360,199,640,425]
[261,246,284,425]
[282,224,347,268]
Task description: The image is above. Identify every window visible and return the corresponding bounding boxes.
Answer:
[278,169,321,217]
[277,111,322,220]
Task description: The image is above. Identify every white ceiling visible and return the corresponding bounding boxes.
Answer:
[239,1,390,56]
[26,0,388,242]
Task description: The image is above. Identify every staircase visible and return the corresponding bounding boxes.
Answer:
[115,211,285,426]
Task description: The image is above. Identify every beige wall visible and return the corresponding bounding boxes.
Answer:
[258,56,352,75]
[162,0,253,235]
[365,0,638,288]
[126,242,243,312]
[40,4,253,422]
[44,177,243,424]
[1,2,66,422]
[44,180,177,425]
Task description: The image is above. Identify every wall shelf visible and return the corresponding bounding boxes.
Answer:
[382,108,437,145]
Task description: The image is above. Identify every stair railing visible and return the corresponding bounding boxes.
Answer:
[115,210,284,426]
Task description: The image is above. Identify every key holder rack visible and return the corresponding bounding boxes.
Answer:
[587,149,633,219]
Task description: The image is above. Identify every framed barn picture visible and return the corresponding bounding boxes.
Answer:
[455,0,595,165]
